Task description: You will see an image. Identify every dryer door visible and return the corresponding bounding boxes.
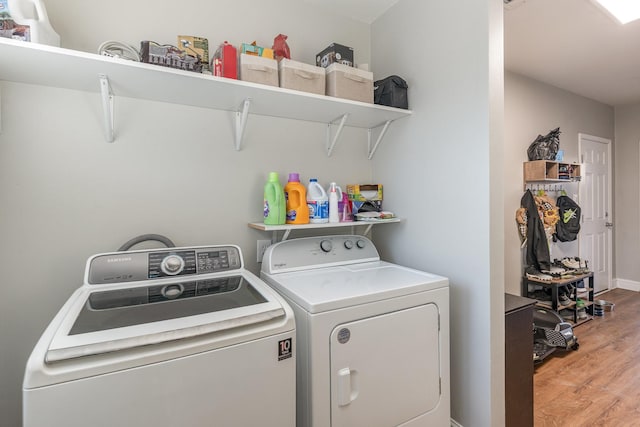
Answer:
[330,303,441,427]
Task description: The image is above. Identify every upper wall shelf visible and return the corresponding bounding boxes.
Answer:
[523,160,581,190]
[0,38,412,157]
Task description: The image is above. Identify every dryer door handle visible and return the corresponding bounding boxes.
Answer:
[337,367,359,406]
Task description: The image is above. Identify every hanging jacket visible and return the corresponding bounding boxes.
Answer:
[521,190,551,271]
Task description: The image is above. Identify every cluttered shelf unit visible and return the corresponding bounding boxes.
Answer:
[523,160,581,189]
[522,272,594,326]
[0,38,411,157]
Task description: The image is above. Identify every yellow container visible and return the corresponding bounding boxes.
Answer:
[284,173,309,224]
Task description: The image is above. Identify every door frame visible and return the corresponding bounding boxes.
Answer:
[578,133,613,293]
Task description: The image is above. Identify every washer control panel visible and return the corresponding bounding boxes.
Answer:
[87,246,242,285]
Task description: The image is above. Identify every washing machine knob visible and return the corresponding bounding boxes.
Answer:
[320,239,333,253]
[344,240,354,249]
[162,284,184,299]
[161,255,185,275]
[356,239,366,249]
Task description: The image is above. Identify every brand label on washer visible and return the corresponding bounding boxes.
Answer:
[278,338,293,361]
[337,328,350,344]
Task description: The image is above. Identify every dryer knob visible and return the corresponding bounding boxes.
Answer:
[356,239,366,249]
[161,255,185,275]
[344,240,354,249]
[320,239,333,253]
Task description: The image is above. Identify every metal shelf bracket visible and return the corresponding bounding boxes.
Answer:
[326,113,349,157]
[98,74,114,143]
[367,120,392,159]
[234,99,251,151]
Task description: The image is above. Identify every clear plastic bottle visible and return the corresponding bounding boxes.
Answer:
[307,178,329,224]
[328,182,339,223]
[284,173,309,224]
[263,172,286,225]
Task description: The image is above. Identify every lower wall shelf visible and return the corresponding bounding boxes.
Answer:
[248,218,401,241]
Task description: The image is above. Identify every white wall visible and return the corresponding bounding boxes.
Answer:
[613,103,640,285]
[504,71,614,295]
[0,1,374,425]
[372,1,505,426]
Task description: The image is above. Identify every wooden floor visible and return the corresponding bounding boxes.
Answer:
[534,288,640,426]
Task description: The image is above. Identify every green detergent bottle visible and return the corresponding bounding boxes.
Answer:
[263,172,286,225]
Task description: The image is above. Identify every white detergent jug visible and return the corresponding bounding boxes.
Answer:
[307,179,329,224]
[6,0,59,46]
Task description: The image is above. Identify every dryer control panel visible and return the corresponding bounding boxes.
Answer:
[261,235,380,274]
[87,246,242,285]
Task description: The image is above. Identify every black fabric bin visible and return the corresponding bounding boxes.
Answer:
[374,75,408,109]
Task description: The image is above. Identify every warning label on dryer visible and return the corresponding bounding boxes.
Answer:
[278,338,293,361]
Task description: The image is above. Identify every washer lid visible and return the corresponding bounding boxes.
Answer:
[262,261,448,313]
[46,272,286,362]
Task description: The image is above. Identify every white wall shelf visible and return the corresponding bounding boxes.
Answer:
[248,218,401,241]
[0,38,412,156]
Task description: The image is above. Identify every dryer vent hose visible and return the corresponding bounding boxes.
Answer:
[117,234,176,251]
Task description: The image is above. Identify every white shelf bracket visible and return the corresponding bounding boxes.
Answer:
[98,74,114,143]
[234,99,251,151]
[363,223,374,236]
[367,120,392,160]
[326,113,349,157]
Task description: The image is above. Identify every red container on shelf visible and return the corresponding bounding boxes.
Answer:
[212,41,237,79]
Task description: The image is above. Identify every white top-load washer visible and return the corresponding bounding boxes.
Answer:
[261,235,450,427]
[24,245,295,427]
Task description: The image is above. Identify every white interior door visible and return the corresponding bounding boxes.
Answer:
[330,304,440,427]
[579,134,612,293]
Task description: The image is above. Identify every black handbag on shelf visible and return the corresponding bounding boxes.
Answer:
[374,75,408,109]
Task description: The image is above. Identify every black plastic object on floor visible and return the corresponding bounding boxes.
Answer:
[532,306,579,363]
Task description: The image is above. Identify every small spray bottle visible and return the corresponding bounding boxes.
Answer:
[328,182,339,223]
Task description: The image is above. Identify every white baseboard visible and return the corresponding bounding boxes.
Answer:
[614,278,640,292]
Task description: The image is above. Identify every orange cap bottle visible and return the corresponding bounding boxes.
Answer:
[284,173,310,224]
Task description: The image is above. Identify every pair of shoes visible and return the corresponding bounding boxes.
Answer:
[577,307,588,320]
[529,289,551,302]
[559,293,571,306]
[542,266,567,277]
[560,257,581,269]
[526,271,553,282]
[576,279,588,294]
[576,298,585,308]
[559,308,573,321]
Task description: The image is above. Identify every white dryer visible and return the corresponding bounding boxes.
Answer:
[261,235,450,427]
[24,245,295,427]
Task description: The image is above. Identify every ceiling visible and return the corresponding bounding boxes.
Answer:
[310,0,640,107]
[505,0,640,106]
